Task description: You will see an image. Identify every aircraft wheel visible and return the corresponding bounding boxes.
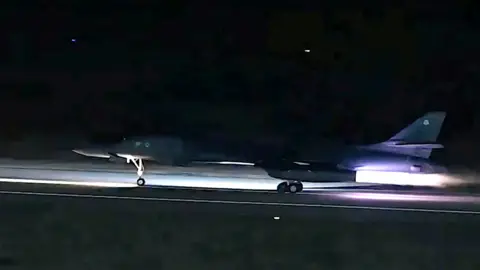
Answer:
[137,178,146,186]
[296,182,304,192]
[288,182,303,193]
[277,182,288,193]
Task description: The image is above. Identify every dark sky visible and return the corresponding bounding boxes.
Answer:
[1,2,479,146]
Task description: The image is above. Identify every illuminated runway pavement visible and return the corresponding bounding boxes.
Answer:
[0,158,362,189]
[1,158,480,221]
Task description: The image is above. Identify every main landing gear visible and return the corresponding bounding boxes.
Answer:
[276,181,303,194]
[126,157,146,186]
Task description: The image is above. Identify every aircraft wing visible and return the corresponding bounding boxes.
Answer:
[72,149,112,159]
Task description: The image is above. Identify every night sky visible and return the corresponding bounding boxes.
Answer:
[1,2,479,155]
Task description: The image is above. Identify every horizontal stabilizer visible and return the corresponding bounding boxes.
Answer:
[382,142,444,149]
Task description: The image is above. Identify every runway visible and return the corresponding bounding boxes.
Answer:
[0,158,361,189]
[1,158,480,221]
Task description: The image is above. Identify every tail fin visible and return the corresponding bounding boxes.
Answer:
[365,112,446,158]
[387,112,446,143]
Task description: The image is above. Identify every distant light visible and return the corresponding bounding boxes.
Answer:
[273,216,280,220]
[304,49,310,53]
[71,38,76,43]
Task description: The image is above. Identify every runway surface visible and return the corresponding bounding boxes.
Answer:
[1,158,480,221]
[0,158,360,189]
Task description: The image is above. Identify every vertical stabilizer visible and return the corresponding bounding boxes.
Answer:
[387,112,446,143]
[364,112,446,158]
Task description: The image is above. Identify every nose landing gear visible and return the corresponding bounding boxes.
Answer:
[126,157,146,186]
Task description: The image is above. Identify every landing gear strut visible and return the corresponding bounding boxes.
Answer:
[277,181,303,194]
[126,157,145,186]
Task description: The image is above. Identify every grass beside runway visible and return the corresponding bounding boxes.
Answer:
[1,196,480,269]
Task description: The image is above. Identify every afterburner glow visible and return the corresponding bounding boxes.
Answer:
[355,170,453,187]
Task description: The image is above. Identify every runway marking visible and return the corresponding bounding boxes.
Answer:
[1,190,479,215]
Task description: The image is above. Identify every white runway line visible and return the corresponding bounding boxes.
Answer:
[1,190,480,215]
